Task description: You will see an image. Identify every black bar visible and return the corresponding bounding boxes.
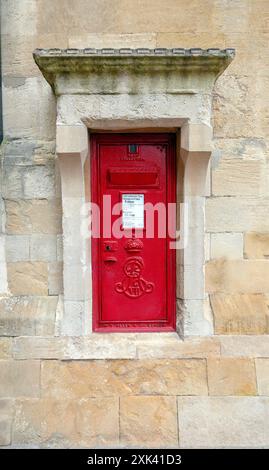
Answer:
[0,449,268,467]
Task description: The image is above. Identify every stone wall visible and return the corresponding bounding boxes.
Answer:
[1,335,269,448]
[1,0,269,448]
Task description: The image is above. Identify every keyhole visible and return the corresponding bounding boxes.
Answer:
[106,245,111,251]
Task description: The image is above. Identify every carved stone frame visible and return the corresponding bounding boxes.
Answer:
[34,48,234,340]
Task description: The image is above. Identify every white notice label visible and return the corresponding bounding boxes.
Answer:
[122,194,144,229]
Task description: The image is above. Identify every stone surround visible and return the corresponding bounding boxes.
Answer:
[33,47,235,340]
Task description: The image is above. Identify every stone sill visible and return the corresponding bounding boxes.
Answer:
[5,334,269,360]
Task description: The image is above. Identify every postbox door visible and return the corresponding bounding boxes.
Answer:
[91,134,176,331]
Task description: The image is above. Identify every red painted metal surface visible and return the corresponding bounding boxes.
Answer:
[91,133,176,332]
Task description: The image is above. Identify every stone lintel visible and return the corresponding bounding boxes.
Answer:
[33,48,235,90]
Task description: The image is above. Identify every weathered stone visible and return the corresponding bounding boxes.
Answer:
[3,77,55,141]
[1,32,68,77]
[12,335,137,360]
[212,158,265,196]
[206,197,269,232]
[1,0,37,37]
[56,235,63,262]
[211,233,243,259]
[0,400,14,446]
[244,232,269,259]
[156,31,226,49]
[60,300,85,336]
[177,397,269,448]
[0,360,40,398]
[220,335,269,357]
[255,359,269,396]
[30,235,57,262]
[0,339,12,359]
[69,32,157,49]
[13,337,65,360]
[210,293,269,334]
[2,165,24,199]
[41,359,208,398]
[0,236,8,296]
[207,358,257,396]
[13,398,119,448]
[136,336,220,359]
[120,396,178,448]
[213,74,255,139]
[48,262,63,295]
[5,199,62,235]
[206,260,269,293]
[6,235,30,262]
[63,335,137,360]
[0,296,57,336]
[23,165,55,199]
[7,262,48,295]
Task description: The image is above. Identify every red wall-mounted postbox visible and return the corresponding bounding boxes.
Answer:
[91,133,176,332]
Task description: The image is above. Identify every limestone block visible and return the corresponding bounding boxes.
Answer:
[1,33,68,77]
[13,337,65,360]
[57,93,209,128]
[205,233,210,262]
[206,260,269,294]
[36,0,117,35]
[30,235,57,262]
[206,197,269,232]
[0,339,12,359]
[220,335,269,358]
[5,199,62,235]
[7,261,48,295]
[213,74,255,139]
[177,299,213,337]
[36,0,215,35]
[0,235,5,263]
[212,158,265,196]
[178,265,205,300]
[212,137,267,163]
[2,165,24,199]
[56,235,63,262]
[0,296,57,336]
[41,359,208,398]
[211,233,243,259]
[207,358,257,396]
[13,397,119,448]
[157,31,223,49]
[6,235,30,262]
[136,336,220,359]
[181,122,212,153]
[0,400,14,446]
[3,77,56,141]
[0,236,8,295]
[60,301,85,336]
[1,0,37,36]
[120,396,178,448]
[244,232,269,259]
[68,33,157,49]
[210,293,269,334]
[63,264,86,301]
[177,397,269,448]
[0,360,40,398]
[48,262,63,295]
[63,335,137,360]
[255,359,269,396]
[23,165,55,199]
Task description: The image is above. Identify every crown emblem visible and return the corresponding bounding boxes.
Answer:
[125,238,143,252]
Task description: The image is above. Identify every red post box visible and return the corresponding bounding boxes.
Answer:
[91,134,176,331]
